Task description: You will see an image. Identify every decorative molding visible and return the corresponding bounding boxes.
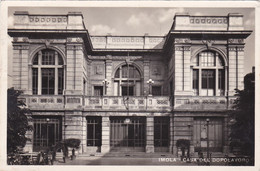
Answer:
[29,16,67,24]
[228,39,244,44]
[202,40,215,48]
[175,46,191,51]
[228,47,244,51]
[66,45,83,50]
[174,38,191,44]
[13,45,29,50]
[190,17,227,24]
[88,55,143,61]
[42,39,53,48]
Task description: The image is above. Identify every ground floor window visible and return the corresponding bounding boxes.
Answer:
[86,117,102,146]
[110,117,146,149]
[154,117,169,147]
[193,118,223,152]
[33,117,62,152]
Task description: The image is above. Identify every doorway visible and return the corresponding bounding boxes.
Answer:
[110,117,146,152]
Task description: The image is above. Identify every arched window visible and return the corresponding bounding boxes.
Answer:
[114,65,141,96]
[192,51,225,96]
[32,49,64,95]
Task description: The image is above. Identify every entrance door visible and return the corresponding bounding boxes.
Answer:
[110,117,146,152]
[193,118,223,152]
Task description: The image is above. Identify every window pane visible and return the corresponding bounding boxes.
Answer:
[58,68,63,95]
[58,55,63,65]
[202,70,208,89]
[42,69,55,95]
[208,70,215,89]
[115,69,120,78]
[32,68,38,94]
[218,69,225,95]
[33,55,38,65]
[193,69,199,89]
[202,70,215,89]
[42,50,55,65]
[200,51,215,67]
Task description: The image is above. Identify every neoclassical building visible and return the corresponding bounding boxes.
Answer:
[8,11,251,155]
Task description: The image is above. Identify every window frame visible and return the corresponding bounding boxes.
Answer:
[32,49,64,95]
[192,51,226,96]
[114,64,142,96]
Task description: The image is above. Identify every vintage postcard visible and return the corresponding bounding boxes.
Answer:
[0,1,259,171]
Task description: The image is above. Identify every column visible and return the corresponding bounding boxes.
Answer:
[146,116,154,153]
[101,116,110,153]
[82,116,87,153]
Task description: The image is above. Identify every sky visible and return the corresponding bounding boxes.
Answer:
[7,7,255,86]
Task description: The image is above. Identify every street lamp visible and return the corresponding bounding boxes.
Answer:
[46,118,50,147]
[146,79,154,96]
[206,118,210,162]
[102,78,109,95]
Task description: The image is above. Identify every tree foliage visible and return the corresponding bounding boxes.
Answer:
[7,88,32,154]
[230,72,255,157]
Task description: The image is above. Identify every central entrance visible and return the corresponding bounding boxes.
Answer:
[110,117,146,152]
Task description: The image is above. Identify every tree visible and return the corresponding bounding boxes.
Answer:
[230,71,255,161]
[7,88,32,154]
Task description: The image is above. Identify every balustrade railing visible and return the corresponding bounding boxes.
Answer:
[174,96,235,110]
[20,95,235,111]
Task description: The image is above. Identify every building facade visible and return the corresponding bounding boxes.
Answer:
[8,11,251,155]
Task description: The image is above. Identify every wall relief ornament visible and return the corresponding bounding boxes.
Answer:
[202,40,215,48]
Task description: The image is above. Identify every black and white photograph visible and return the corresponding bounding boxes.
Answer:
[0,1,258,169]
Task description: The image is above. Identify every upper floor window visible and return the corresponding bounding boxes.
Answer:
[114,65,141,96]
[32,49,64,95]
[192,51,225,96]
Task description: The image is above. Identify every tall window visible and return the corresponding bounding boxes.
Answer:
[192,51,225,96]
[32,49,64,95]
[86,117,102,147]
[114,65,142,96]
[33,117,62,152]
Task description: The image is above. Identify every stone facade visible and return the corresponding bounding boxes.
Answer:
[8,11,251,155]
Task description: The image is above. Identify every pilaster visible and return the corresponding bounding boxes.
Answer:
[174,38,192,96]
[101,116,110,153]
[12,38,30,93]
[146,116,154,153]
[105,56,112,96]
[169,115,174,153]
[65,38,84,95]
[64,111,83,154]
[228,39,245,95]
[143,58,150,96]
